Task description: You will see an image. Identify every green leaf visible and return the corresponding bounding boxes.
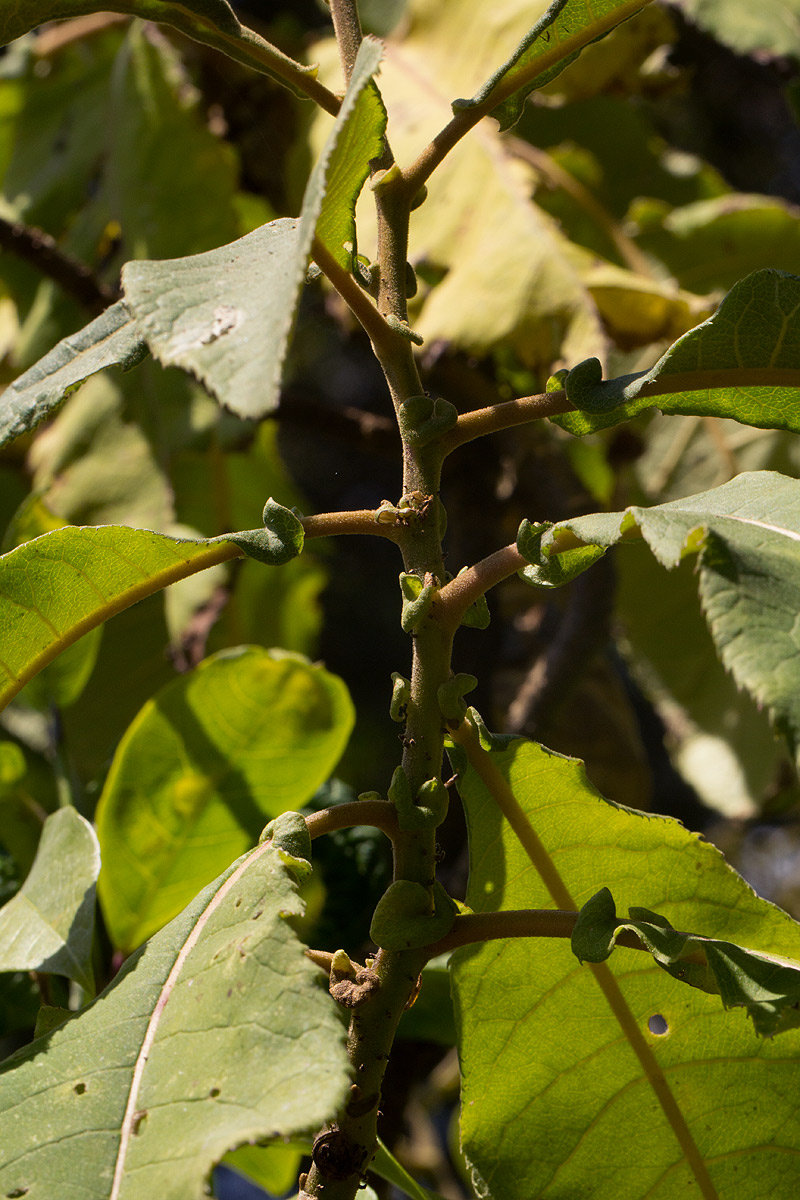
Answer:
[0,301,147,449]
[318,11,606,376]
[549,471,800,767]
[372,1139,448,1200]
[96,646,354,950]
[632,194,800,294]
[516,517,605,587]
[0,839,350,1199]
[449,730,800,1200]
[222,1142,305,1197]
[453,0,650,131]
[558,269,800,435]
[573,887,800,1037]
[0,525,246,712]
[225,498,305,566]
[671,0,800,61]
[0,0,323,102]
[0,807,99,993]
[121,37,383,420]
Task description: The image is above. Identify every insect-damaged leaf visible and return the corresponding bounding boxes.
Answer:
[0,839,350,1200]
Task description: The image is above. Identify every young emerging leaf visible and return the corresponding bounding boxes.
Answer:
[222,498,305,566]
[573,887,800,1037]
[557,269,800,435]
[0,840,350,1200]
[0,808,99,994]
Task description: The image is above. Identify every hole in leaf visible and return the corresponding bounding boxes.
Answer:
[648,1014,669,1036]
[73,1082,87,1095]
[209,1087,220,1098]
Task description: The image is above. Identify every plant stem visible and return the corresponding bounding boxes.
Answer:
[424,909,709,965]
[440,389,575,455]
[301,509,403,543]
[435,544,526,632]
[0,217,119,315]
[305,800,399,841]
[330,0,364,83]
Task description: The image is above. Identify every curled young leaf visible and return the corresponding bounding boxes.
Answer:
[220,498,305,566]
[573,887,800,1037]
[370,880,457,950]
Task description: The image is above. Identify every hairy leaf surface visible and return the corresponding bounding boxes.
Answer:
[120,36,383,418]
[0,840,350,1200]
[449,732,800,1200]
[558,269,800,434]
[96,646,354,951]
[671,0,800,61]
[0,807,99,992]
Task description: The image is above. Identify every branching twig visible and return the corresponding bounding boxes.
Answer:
[0,217,119,316]
[305,799,400,842]
[424,909,708,964]
[301,509,403,542]
[440,389,575,456]
[435,544,526,631]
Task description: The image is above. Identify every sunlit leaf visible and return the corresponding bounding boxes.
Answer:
[0,525,243,711]
[451,0,650,130]
[558,269,800,434]
[0,840,350,1200]
[119,36,383,419]
[449,729,800,1200]
[0,300,146,449]
[536,471,800,769]
[95,646,354,951]
[573,886,800,1036]
[0,807,99,993]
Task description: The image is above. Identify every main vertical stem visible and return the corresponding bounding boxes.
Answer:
[302,105,455,1200]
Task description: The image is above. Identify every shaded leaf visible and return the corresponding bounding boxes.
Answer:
[0,0,322,102]
[0,807,99,993]
[449,730,800,1200]
[95,646,354,951]
[222,1142,305,1197]
[558,268,800,434]
[453,0,650,130]
[0,300,147,449]
[573,886,800,1037]
[672,0,800,61]
[0,839,350,1200]
[121,37,384,419]
[373,1139,448,1200]
[632,194,800,294]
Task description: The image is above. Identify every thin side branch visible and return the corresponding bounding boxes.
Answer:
[425,909,708,964]
[0,217,119,316]
[305,800,400,842]
[301,509,403,542]
[440,389,575,455]
[312,237,396,352]
[435,544,526,630]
